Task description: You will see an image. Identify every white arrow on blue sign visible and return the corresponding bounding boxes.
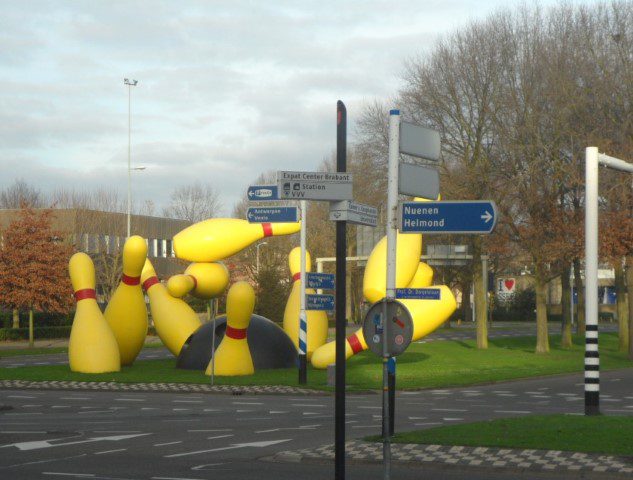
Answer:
[247,185,279,201]
[306,272,335,290]
[398,200,497,234]
[246,207,299,224]
[306,294,335,311]
[395,288,441,300]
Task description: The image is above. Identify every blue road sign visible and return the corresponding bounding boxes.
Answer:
[395,288,441,300]
[247,185,279,201]
[306,294,335,311]
[398,200,497,234]
[306,272,335,290]
[246,207,299,224]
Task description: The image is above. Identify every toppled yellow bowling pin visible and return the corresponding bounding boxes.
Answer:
[282,247,328,360]
[68,253,120,373]
[104,236,148,366]
[167,262,229,299]
[141,259,202,356]
[173,218,300,262]
[311,327,368,370]
[206,281,255,376]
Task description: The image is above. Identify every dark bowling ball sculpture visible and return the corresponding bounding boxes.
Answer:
[177,314,298,371]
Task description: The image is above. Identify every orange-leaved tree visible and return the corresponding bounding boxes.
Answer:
[0,207,73,346]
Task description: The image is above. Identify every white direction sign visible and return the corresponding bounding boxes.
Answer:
[329,200,378,227]
[277,171,353,201]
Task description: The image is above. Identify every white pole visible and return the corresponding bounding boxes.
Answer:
[382,108,400,480]
[584,146,600,415]
[127,82,132,238]
[299,200,308,383]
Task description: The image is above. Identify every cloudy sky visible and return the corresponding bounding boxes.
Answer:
[1,0,583,216]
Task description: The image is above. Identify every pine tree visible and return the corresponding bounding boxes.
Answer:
[0,208,73,346]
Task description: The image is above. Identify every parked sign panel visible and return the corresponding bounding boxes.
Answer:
[329,200,378,227]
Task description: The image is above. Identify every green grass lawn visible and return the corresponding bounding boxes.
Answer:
[0,333,630,390]
[381,415,633,456]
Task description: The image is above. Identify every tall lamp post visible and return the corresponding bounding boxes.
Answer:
[256,241,268,274]
[124,78,138,238]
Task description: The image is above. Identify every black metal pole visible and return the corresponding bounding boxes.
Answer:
[335,100,347,480]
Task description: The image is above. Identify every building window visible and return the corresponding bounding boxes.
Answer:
[162,239,167,258]
[166,239,173,257]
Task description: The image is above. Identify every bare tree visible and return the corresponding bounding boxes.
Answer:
[162,183,222,223]
[0,179,44,209]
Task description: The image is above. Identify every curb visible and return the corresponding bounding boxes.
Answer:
[265,440,633,477]
[0,380,328,396]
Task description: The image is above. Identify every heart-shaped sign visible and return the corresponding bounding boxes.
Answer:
[504,279,515,291]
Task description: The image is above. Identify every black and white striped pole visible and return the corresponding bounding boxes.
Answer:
[584,147,633,415]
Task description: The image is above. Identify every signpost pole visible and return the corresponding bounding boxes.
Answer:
[382,109,400,479]
[299,200,308,385]
[335,100,347,480]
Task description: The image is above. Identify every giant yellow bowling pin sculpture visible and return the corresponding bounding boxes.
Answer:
[282,247,328,359]
[141,259,202,356]
[68,253,120,373]
[104,235,148,365]
[205,281,255,376]
[167,262,230,300]
[173,218,300,262]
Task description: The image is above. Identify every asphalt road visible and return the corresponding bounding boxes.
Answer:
[1,368,632,480]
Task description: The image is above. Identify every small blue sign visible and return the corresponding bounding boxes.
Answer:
[306,272,335,290]
[306,294,335,311]
[247,185,279,201]
[395,288,441,300]
[399,201,497,234]
[246,207,298,224]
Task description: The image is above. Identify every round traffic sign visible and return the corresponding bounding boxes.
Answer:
[362,299,413,357]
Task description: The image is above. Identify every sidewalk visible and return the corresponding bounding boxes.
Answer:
[267,440,633,478]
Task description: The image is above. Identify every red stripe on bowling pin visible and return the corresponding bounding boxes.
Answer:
[142,276,159,291]
[74,288,96,301]
[347,333,364,354]
[226,326,247,340]
[122,274,141,286]
[262,223,273,237]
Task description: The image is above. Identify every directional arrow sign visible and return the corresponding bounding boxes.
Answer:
[246,206,299,224]
[306,294,335,311]
[247,185,279,201]
[329,200,378,227]
[398,200,498,234]
[306,272,335,290]
[396,288,441,300]
[277,171,353,201]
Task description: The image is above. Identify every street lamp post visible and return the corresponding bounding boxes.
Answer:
[256,242,268,274]
[124,78,138,238]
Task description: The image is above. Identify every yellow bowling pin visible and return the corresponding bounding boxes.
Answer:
[141,259,202,356]
[167,262,229,299]
[282,247,328,360]
[104,236,148,366]
[68,253,120,373]
[205,281,255,376]
[362,232,422,303]
[311,327,368,369]
[173,218,301,262]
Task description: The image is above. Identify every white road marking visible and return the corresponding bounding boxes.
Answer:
[7,395,38,399]
[173,400,203,404]
[115,398,145,402]
[494,410,531,414]
[187,429,233,433]
[1,430,47,434]
[432,408,467,412]
[154,441,183,447]
[59,397,91,400]
[233,402,263,405]
[94,448,126,455]
[42,472,95,477]
[165,439,291,458]
[1,433,151,451]
[291,404,325,407]
[443,418,463,421]
[78,411,112,415]
[269,410,289,414]
[206,434,233,441]
[172,408,191,411]
[414,422,442,426]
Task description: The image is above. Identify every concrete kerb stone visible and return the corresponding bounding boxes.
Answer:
[264,440,633,478]
[0,379,328,396]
